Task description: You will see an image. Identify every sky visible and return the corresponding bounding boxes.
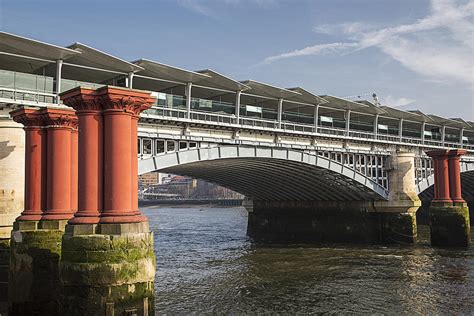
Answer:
[1,0,473,120]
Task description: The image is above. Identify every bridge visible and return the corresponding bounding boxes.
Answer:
[0,32,473,315]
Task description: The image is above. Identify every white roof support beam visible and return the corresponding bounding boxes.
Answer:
[441,125,446,146]
[399,119,404,141]
[277,98,283,129]
[127,72,134,89]
[0,51,55,64]
[421,122,426,143]
[186,82,192,119]
[55,59,63,104]
[346,110,351,135]
[314,104,320,131]
[235,90,241,124]
[374,114,379,136]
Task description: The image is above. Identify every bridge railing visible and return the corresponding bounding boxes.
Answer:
[142,105,474,151]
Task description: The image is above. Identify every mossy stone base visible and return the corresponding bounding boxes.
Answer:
[248,201,417,245]
[430,202,470,247]
[380,212,417,244]
[8,227,64,315]
[60,226,156,316]
[0,238,10,314]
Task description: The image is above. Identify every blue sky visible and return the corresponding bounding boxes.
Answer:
[1,0,473,120]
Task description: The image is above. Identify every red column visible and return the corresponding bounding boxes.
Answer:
[71,126,78,213]
[101,108,133,223]
[433,158,440,200]
[426,150,452,203]
[98,87,154,224]
[62,88,103,224]
[10,108,45,221]
[41,108,78,221]
[447,149,466,203]
[131,115,140,215]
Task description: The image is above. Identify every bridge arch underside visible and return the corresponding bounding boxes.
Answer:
[148,157,386,201]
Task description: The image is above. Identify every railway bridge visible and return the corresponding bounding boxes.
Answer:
[0,32,473,315]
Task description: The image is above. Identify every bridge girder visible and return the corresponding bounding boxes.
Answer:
[138,145,389,201]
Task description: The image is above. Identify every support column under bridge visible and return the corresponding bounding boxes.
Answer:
[246,152,420,244]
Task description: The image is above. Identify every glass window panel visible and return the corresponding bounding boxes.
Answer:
[156,140,165,154]
[15,72,37,91]
[166,141,175,152]
[179,141,187,150]
[142,139,152,155]
[0,70,15,88]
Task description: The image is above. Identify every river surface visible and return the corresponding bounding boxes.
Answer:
[142,206,474,314]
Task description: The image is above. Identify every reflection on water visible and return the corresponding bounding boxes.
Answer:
[142,207,474,314]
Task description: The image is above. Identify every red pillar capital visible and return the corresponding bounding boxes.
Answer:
[40,108,78,221]
[10,108,46,221]
[426,150,452,203]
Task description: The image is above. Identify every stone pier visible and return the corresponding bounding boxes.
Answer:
[0,109,25,312]
[247,151,420,245]
[427,149,470,247]
[8,107,77,315]
[60,86,156,315]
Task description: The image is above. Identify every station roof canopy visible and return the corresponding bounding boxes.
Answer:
[286,87,328,106]
[196,69,251,92]
[240,80,301,99]
[428,114,471,129]
[379,106,426,122]
[451,118,473,128]
[0,32,80,73]
[66,42,143,74]
[320,95,371,112]
[133,59,210,84]
[408,110,436,123]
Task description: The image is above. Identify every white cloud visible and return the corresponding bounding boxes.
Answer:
[382,95,416,108]
[264,0,474,86]
[264,42,359,64]
[177,0,277,16]
[177,0,212,16]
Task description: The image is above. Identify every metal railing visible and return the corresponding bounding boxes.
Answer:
[142,105,474,151]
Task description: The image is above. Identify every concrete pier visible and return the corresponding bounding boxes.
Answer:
[0,110,25,311]
[247,200,416,244]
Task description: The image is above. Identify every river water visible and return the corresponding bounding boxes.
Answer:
[142,206,474,314]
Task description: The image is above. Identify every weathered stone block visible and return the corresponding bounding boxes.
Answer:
[8,228,64,315]
[248,200,418,245]
[380,212,417,244]
[39,219,68,230]
[60,225,156,315]
[430,202,470,247]
[13,220,38,231]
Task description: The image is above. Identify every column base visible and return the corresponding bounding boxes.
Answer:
[430,202,471,247]
[8,220,66,315]
[60,222,156,316]
[247,200,417,245]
